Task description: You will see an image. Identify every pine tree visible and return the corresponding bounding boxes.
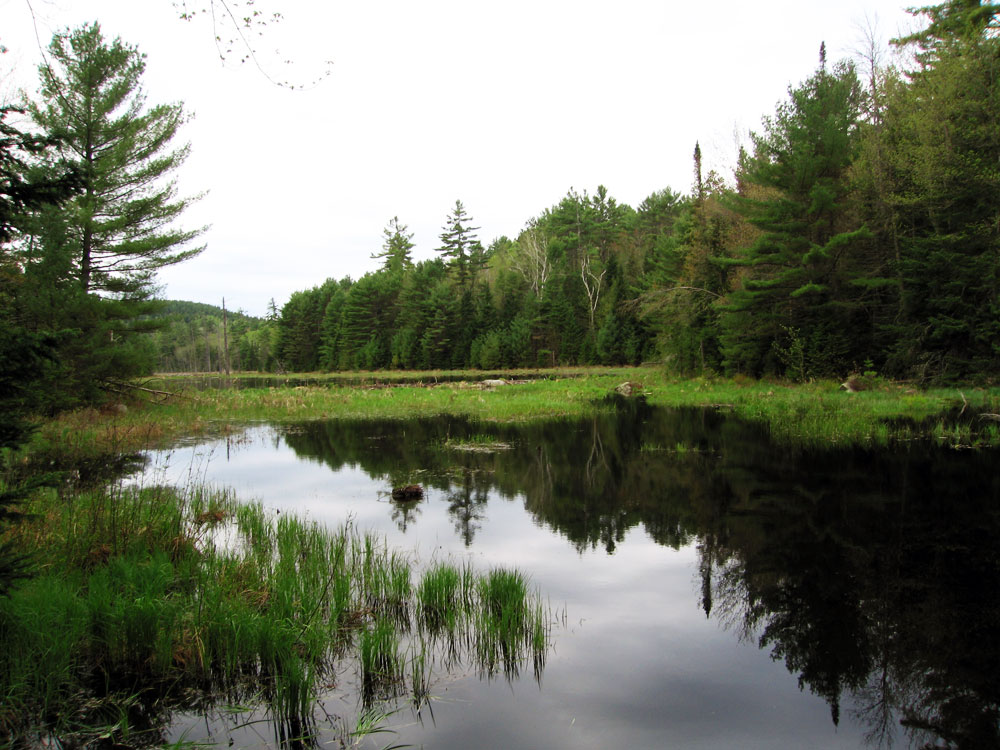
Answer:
[13,23,205,402]
[436,199,479,286]
[28,22,204,295]
[881,3,1000,377]
[894,0,999,58]
[721,51,878,377]
[371,216,414,274]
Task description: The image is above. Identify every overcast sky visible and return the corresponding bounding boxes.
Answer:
[2,0,919,317]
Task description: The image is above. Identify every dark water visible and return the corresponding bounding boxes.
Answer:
[140,400,1000,749]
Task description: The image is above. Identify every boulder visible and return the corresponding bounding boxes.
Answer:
[615,381,642,397]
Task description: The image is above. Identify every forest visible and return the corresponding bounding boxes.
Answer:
[225,1,997,382]
[2,1,999,432]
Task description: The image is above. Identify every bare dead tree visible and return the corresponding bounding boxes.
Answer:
[579,250,607,330]
[510,225,551,299]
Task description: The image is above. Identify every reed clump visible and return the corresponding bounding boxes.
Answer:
[0,480,552,745]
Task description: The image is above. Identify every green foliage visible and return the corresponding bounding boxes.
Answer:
[371,216,414,274]
[437,199,480,286]
[0,107,81,247]
[28,22,203,295]
[881,8,1000,379]
[2,23,204,408]
[721,55,875,377]
[13,16,994,385]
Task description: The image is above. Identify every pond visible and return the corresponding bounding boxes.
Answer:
[139,399,1000,749]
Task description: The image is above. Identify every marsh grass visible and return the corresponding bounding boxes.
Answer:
[31,369,643,458]
[28,368,1000,459]
[0,480,551,746]
[646,377,1000,447]
[416,563,463,633]
[359,617,403,702]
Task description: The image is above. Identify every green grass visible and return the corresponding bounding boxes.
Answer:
[644,376,1000,447]
[444,433,513,453]
[0,480,552,745]
[473,568,547,679]
[417,562,464,633]
[28,368,643,456]
[22,367,1000,463]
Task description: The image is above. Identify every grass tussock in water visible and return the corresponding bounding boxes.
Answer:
[0,480,551,745]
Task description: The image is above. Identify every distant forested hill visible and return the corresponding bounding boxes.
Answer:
[149,300,279,372]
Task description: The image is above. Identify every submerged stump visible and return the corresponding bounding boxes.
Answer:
[391,484,424,501]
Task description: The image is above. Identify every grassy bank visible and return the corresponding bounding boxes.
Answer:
[648,376,1000,447]
[29,367,1000,456]
[0,479,551,746]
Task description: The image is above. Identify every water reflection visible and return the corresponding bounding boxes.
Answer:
[139,400,1000,748]
[264,400,1000,749]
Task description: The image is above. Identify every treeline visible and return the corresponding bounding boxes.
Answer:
[273,2,1000,382]
[274,193,666,372]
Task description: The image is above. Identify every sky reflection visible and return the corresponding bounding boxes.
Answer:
[146,421,869,749]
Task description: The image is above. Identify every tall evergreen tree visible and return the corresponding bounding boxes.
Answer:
[277,282,337,372]
[332,272,401,369]
[371,216,414,274]
[882,1,1000,378]
[28,22,204,295]
[894,0,1000,58]
[721,50,878,377]
[641,171,740,373]
[0,108,81,439]
[436,199,479,286]
[13,23,205,402]
[390,259,447,369]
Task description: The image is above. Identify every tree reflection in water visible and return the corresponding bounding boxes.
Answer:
[282,400,999,748]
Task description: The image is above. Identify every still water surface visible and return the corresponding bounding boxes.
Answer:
[141,400,999,749]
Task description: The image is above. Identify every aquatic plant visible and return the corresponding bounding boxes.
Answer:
[359,616,403,702]
[417,562,462,633]
[0,480,552,745]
